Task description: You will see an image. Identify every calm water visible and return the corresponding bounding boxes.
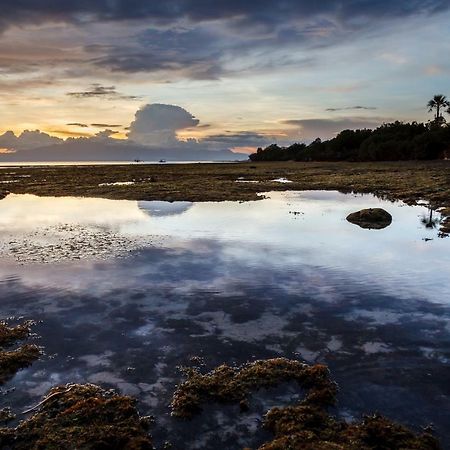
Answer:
[0,191,449,448]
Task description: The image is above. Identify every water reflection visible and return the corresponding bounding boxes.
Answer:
[0,191,449,448]
[421,207,441,230]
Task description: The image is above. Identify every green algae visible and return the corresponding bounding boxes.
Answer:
[0,383,154,449]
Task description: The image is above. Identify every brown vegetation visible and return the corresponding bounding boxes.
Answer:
[0,321,41,385]
[0,383,154,449]
[172,358,440,450]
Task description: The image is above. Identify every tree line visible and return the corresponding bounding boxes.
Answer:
[250,95,450,162]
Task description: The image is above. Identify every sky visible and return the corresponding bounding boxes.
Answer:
[0,0,450,159]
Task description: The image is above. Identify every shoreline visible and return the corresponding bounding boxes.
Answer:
[1,160,449,234]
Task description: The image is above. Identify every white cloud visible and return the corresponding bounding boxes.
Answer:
[127,104,200,146]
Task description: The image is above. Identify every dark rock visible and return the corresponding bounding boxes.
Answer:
[346,208,392,229]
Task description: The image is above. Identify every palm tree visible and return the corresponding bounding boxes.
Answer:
[427,94,450,121]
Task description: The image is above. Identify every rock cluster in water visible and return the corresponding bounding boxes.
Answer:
[346,208,392,229]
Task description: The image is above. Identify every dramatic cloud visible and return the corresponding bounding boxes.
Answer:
[0,130,62,151]
[1,1,449,81]
[1,1,448,32]
[128,104,200,146]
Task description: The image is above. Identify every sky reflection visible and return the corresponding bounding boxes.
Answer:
[0,191,449,448]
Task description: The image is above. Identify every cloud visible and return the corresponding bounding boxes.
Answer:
[0,1,448,32]
[0,130,62,151]
[282,117,389,141]
[203,131,274,149]
[325,106,377,112]
[0,103,255,160]
[67,123,89,128]
[67,84,140,100]
[90,28,225,79]
[91,123,122,128]
[1,1,448,82]
[128,104,200,146]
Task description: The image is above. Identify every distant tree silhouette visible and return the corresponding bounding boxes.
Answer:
[427,94,450,124]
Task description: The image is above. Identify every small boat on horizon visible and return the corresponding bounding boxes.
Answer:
[159,159,166,163]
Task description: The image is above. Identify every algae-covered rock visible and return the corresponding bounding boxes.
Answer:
[262,407,440,450]
[171,357,441,449]
[171,358,336,418]
[346,208,392,229]
[0,345,41,385]
[0,383,154,449]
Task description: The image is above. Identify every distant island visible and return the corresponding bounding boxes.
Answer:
[251,95,450,162]
[0,141,246,163]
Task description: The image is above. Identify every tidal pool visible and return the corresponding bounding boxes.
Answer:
[0,191,449,448]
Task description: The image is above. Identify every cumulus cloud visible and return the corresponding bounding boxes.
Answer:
[128,104,200,146]
[0,130,62,151]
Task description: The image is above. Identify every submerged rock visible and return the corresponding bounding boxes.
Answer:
[346,208,392,229]
[0,384,154,449]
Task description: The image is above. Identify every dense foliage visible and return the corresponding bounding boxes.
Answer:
[250,121,450,161]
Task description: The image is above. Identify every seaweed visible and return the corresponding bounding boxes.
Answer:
[0,383,154,449]
[171,358,336,418]
[171,358,441,449]
[0,321,41,385]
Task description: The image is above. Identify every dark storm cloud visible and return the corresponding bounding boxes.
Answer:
[66,84,140,100]
[1,1,449,30]
[88,28,225,79]
[2,1,449,79]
